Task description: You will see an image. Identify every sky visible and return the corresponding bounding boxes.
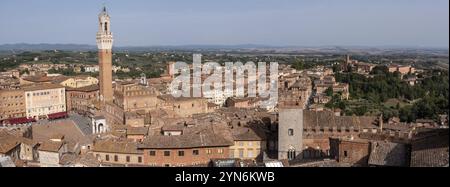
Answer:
[0,0,448,47]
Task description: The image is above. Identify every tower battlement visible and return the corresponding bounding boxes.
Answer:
[96,6,114,50]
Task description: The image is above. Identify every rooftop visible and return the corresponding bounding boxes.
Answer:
[38,141,64,152]
[139,128,233,149]
[93,139,142,154]
[22,83,64,92]
[0,131,21,154]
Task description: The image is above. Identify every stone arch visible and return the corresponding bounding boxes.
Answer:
[98,123,104,133]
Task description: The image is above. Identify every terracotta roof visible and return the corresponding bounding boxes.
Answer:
[66,85,99,92]
[161,123,186,132]
[410,130,449,167]
[32,120,94,152]
[0,133,20,154]
[60,153,100,167]
[0,130,38,148]
[368,142,408,167]
[126,126,149,135]
[16,137,39,147]
[207,102,219,108]
[22,83,64,91]
[231,126,266,141]
[93,139,142,154]
[50,76,71,84]
[38,141,64,152]
[22,75,55,83]
[50,134,65,140]
[303,110,379,129]
[139,129,233,149]
[157,94,205,102]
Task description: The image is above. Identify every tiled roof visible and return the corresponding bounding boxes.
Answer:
[38,141,64,152]
[126,126,149,135]
[410,130,449,167]
[303,110,379,129]
[32,120,94,152]
[368,142,408,167]
[75,153,101,167]
[22,83,64,91]
[231,126,266,141]
[157,94,205,102]
[0,133,20,154]
[139,129,233,149]
[22,75,55,83]
[66,85,99,92]
[93,139,142,154]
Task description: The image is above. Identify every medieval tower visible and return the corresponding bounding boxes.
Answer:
[96,6,114,103]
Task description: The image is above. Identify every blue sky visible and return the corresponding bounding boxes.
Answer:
[0,0,448,47]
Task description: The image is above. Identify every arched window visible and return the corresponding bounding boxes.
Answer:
[288,149,296,160]
[98,123,104,133]
[104,22,108,32]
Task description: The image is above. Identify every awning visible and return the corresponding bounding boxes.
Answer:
[47,112,69,120]
[3,117,36,125]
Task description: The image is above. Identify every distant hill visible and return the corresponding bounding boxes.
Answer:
[0,43,96,51]
[0,43,447,55]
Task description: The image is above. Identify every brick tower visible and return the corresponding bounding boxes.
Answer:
[96,6,114,103]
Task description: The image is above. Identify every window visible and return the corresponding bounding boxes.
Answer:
[138,157,142,163]
[206,149,212,154]
[229,149,235,158]
[248,149,253,158]
[149,151,156,156]
[126,156,130,162]
[164,151,171,156]
[288,149,296,160]
[239,149,244,158]
[344,151,348,157]
[193,150,199,156]
[218,149,224,154]
[288,129,294,136]
[178,151,185,157]
[114,155,118,162]
[105,155,110,161]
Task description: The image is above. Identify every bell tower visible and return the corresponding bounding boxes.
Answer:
[96,6,114,103]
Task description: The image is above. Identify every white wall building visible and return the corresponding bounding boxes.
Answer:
[23,84,66,120]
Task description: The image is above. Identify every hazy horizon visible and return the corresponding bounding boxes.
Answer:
[0,0,448,48]
[1,43,449,49]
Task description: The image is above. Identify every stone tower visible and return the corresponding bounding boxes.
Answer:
[278,108,304,160]
[96,6,114,103]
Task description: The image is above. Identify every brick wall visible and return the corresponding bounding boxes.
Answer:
[142,147,229,167]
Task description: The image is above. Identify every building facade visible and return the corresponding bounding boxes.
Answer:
[66,85,99,112]
[278,108,304,160]
[139,133,232,167]
[23,84,66,120]
[92,139,144,166]
[0,89,26,122]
